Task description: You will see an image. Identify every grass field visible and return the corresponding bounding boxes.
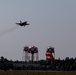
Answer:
[0,70,76,75]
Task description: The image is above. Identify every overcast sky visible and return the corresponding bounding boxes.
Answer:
[0,0,76,60]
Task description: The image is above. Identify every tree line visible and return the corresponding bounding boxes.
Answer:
[0,56,76,71]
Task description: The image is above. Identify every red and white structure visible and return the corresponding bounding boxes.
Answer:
[46,46,55,63]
